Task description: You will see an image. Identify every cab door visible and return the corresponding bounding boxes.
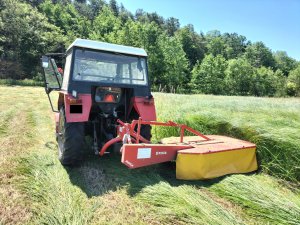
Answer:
[41,55,63,112]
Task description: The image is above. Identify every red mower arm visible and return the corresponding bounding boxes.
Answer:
[99,118,210,157]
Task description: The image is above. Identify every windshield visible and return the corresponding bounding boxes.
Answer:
[72,49,148,85]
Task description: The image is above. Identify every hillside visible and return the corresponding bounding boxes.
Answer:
[1,0,300,96]
[1,85,299,225]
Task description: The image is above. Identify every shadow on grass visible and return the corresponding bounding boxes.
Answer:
[63,152,225,198]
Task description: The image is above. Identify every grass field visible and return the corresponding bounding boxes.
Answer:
[0,85,299,225]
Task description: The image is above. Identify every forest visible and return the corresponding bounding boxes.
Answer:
[1,0,300,96]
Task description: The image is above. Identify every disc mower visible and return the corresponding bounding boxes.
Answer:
[41,39,257,180]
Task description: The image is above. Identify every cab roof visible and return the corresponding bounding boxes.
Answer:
[67,38,147,57]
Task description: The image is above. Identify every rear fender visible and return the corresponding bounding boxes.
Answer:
[64,93,92,123]
[130,97,156,121]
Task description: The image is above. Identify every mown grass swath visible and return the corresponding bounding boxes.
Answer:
[17,153,97,225]
[137,182,244,225]
[0,106,35,224]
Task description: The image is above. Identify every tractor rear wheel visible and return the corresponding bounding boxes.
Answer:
[57,107,85,166]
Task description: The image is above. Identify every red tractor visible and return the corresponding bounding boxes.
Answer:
[42,39,155,165]
[41,39,258,180]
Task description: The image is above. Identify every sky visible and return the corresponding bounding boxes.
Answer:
[116,0,300,60]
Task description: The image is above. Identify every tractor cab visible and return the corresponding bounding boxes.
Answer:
[41,39,154,114]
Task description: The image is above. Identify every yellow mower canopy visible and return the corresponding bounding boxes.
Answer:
[175,135,258,180]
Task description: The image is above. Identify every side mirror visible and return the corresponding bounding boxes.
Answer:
[41,56,49,68]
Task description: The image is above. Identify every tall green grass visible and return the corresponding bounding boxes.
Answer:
[211,174,300,224]
[153,93,300,182]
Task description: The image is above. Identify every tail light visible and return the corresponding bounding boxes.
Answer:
[67,96,82,104]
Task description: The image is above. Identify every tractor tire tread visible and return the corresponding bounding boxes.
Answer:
[58,108,85,166]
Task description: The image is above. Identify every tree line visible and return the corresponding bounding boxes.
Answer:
[1,0,300,96]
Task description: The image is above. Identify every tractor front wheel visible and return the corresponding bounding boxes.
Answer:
[57,107,85,166]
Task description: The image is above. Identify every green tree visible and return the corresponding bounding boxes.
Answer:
[89,5,121,42]
[191,54,227,94]
[158,34,189,92]
[119,3,133,24]
[165,17,180,36]
[274,51,297,76]
[23,0,45,7]
[207,36,227,58]
[146,12,164,27]
[0,0,65,78]
[273,69,287,96]
[175,25,206,68]
[73,1,93,19]
[74,0,86,3]
[222,32,249,59]
[39,0,91,40]
[115,19,143,46]
[287,64,300,96]
[252,67,278,96]
[135,9,147,23]
[206,30,221,38]
[109,0,119,17]
[89,0,106,20]
[244,42,275,68]
[225,58,255,95]
[136,22,164,87]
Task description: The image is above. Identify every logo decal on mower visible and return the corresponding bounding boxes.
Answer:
[156,151,167,155]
